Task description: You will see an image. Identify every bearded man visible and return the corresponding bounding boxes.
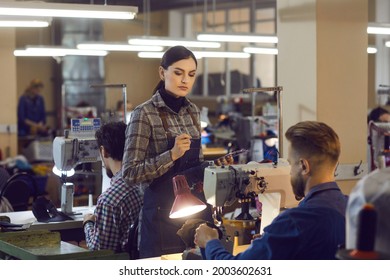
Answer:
[83,122,143,252]
[195,121,348,260]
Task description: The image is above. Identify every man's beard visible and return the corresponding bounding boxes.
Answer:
[291,173,305,201]
[106,168,114,178]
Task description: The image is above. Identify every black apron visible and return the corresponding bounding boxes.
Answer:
[139,109,213,258]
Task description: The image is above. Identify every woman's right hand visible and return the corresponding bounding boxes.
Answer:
[170,133,192,161]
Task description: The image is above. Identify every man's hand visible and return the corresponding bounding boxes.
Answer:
[83,213,96,225]
[194,223,219,248]
[251,233,262,243]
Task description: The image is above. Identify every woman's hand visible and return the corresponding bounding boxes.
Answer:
[214,154,234,166]
[36,122,48,133]
[170,133,192,161]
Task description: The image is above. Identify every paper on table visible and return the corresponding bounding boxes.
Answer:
[259,192,281,234]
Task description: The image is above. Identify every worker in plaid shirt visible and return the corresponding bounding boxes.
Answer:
[83,121,143,252]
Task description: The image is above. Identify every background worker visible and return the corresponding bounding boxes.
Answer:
[17,79,47,137]
[83,121,143,252]
[195,121,348,260]
[367,106,390,123]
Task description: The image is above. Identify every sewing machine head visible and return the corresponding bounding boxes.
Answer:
[53,118,101,172]
[52,118,101,214]
[203,159,298,211]
[53,136,100,172]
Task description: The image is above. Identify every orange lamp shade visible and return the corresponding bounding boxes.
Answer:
[169,175,207,219]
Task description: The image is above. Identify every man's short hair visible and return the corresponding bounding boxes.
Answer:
[285,121,340,164]
[95,121,127,161]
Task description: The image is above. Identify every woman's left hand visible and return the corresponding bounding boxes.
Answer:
[214,154,234,166]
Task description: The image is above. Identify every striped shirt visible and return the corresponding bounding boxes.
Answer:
[84,170,143,252]
[122,91,203,188]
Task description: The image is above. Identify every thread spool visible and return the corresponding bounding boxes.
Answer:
[350,203,378,259]
[356,203,377,251]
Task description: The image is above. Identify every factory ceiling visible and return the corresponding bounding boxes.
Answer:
[44,0,276,13]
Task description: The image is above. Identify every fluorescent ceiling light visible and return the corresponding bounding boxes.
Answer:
[77,42,163,52]
[194,51,250,58]
[367,23,390,34]
[367,47,377,54]
[0,2,137,20]
[197,33,278,44]
[243,47,278,55]
[129,36,221,48]
[0,16,51,27]
[138,52,165,58]
[385,41,390,48]
[138,51,250,59]
[14,46,107,57]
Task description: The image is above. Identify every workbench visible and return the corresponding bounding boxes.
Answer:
[0,207,131,260]
[0,230,128,260]
[2,206,93,242]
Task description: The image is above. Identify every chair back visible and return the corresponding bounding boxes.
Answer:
[127,217,139,259]
[0,166,10,189]
[0,172,38,212]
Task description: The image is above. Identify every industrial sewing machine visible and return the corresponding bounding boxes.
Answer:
[203,159,298,233]
[52,118,101,214]
[368,121,390,171]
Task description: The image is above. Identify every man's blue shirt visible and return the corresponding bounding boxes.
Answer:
[204,182,348,260]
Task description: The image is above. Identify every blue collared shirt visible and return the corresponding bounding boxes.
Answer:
[204,182,348,260]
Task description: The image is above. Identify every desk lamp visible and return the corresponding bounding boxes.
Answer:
[169,175,206,219]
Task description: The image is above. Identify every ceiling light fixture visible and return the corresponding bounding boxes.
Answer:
[367,47,377,54]
[138,51,250,59]
[129,36,221,48]
[243,47,278,55]
[195,51,250,58]
[137,52,165,58]
[77,42,163,52]
[14,46,108,57]
[0,1,137,20]
[0,16,51,27]
[197,33,278,44]
[367,23,390,35]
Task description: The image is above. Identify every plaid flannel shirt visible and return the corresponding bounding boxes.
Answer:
[84,170,143,252]
[122,91,203,188]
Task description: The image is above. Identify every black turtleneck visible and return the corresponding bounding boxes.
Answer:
[159,87,185,114]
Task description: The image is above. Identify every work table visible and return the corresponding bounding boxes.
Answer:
[2,206,94,242]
